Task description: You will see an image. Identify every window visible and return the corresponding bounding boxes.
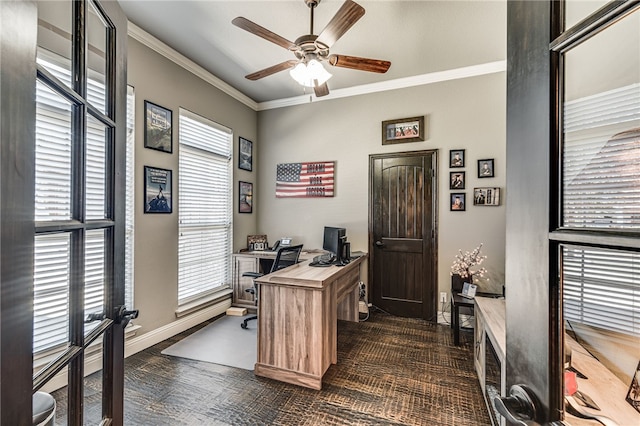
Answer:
[125,86,135,308]
[178,109,232,304]
[33,58,135,354]
[553,5,640,339]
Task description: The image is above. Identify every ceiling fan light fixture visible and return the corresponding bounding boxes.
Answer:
[289,59,332,88]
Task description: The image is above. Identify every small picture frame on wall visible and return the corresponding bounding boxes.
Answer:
[450,171,465,190]
[450,193,466,211]
[478,159,495,178]
[381,116,425,144]
[450,149,465,168]
[239,137,253,171]
[144,101,172,153]
[144,166,172,213]
[474,187,501,206]
[239,181,253,213]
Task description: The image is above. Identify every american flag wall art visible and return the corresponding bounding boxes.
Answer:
[276,161,335,198]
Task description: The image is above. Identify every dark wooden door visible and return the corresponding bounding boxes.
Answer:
[369,151,437,321]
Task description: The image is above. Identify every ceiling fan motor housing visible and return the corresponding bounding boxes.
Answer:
[293,34,330,61]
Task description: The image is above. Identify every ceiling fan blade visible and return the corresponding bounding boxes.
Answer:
[245,60,298,81]
[314,82,330,97]
[316,0,365,48]
[328,54,391,73]
[232,17,297,51]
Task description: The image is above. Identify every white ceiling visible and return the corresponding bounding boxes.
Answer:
[119,0,507,104]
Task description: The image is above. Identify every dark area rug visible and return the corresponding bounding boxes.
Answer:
[53,310,490,425]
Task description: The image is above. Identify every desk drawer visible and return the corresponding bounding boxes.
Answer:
[336,267,359,302]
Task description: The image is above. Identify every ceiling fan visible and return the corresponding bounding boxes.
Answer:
[232,0,391,97]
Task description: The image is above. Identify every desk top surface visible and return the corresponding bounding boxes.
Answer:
[256,255,367,289]
[234,250,317,260]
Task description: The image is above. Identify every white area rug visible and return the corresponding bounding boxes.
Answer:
[161,314,257,370]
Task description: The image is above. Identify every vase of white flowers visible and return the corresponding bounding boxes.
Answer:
[450,244,487,292]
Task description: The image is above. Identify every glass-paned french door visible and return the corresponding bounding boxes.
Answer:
[551,0,640,419]
[34,0,128,424]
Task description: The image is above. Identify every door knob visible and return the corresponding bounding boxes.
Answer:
[375,240,384,247]
[494,384,541,426]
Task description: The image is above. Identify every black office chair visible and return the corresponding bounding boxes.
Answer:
[240,244,303,329]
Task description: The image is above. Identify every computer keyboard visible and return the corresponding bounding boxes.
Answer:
[309,254,333,267]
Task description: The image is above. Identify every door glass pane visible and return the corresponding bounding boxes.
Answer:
[37,0,73,89]
[83,351,104,423]
[36,80,73,221]
[85,229,105,334]
[565,0,609,29]
[34,233,71,353]
[562,10,640,229]
[87,0,108,115]
[86,114,107,220]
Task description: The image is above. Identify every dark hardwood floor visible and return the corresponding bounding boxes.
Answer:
[52,310,490,425]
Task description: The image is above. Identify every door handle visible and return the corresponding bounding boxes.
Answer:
[375,240,384,248]
[115,305,139,327]
[494,384,541,426]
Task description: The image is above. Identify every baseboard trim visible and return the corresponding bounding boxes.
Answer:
[125,299,231,357]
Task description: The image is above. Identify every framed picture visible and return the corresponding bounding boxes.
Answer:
[239,181,253,213]
[144,101,172,153]
[247,234,268,251]
[450,193,466,211]
[474,187,501,206]
[276,161,335,198]
[478,159,495,178]
[239,137,253,171]
[382,116,425,144]
[450,149,465,168]
[626,360,640,413]
[144,166,172,213]
[450,171,465,190]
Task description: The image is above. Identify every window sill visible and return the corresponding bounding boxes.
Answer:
[175,288,233,318]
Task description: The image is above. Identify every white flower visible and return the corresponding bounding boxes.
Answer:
[451,243,487,279]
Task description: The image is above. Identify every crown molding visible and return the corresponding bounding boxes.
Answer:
[128,21,505,114]
[127,21,258,111]
[257,60,507,111]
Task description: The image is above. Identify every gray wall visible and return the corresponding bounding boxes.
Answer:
[257,72,507,301]
[127,38,258,334]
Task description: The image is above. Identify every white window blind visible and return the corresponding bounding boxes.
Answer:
[562,83,640,338]
[563,246,640,337]
[125,85,135,308]
[563,83,640,229]
[33,58,134,354]
[178,110,232,304]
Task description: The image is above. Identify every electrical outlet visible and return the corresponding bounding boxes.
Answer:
[440,292,447,303]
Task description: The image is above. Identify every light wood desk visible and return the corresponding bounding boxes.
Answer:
[232,250,317,309]
[254,255,366,390]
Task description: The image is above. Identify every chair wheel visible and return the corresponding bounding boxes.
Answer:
[241,322,248,329]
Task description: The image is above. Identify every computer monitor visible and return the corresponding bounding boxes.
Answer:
[322,226,347,265]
